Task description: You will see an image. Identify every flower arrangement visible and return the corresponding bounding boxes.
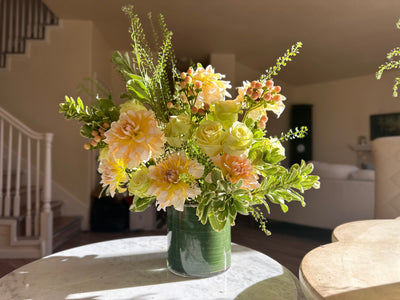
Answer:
[60,6,320,234]
[376,18,400,97]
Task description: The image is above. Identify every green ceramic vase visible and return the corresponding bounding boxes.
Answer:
[167,205,231,277]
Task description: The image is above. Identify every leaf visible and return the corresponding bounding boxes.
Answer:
[130,196,155,212]
[208,213,226,231]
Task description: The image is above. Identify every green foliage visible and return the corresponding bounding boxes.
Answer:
[59,96,119,145]
[196,169,252,231]
[253,160,320,214]
[376,18,400,97]
[117,5,177,124]
[279,126,308,142]
[262,42,303,80]
[130,195,156,212]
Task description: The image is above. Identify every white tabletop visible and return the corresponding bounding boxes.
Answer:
[0,235,304,299]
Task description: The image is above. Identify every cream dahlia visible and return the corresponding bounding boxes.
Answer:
[147,151,204,211]
[104,110,166,168]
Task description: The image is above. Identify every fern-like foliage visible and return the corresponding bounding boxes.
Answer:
[114,5,177,124]
[262,42,303,80]
[376,18,400,97]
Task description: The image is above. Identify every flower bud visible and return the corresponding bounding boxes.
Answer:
[246,87,253,95]
[258,121,266,129]
[251,91,259,100]
[265,80,274,88]
[90,140,97,147]
[273,94,282,102]
[180,81,186,88]
[94,135,102,143]
[203,103,210,110]
[194,81,202,88]
[167,102,174,109]
[251,81,257,88]
[191,106,198,114]
[180,72,186,79]
[274,86,281,93]
[91,130,98,137]
[103,123,110,129]
[255,82,263,89]
[185,76,192,83]
[260,115,268,123]
[187,68,194,75]
[83,143,91,150]
[263,93,272,101]
[198,108,205,115]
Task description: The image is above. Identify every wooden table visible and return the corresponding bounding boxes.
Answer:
[0,235,305,299]
[299,218,400,299]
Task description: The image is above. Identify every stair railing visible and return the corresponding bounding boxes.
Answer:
[0,0,59,68]
[0,106,53,254]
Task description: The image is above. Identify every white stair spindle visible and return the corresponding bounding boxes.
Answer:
[13,132,21,217]
[4,125,13,217]
[35,139,40,236]
[0,119,4,216]
[26,137,32,237]
[41,133,53,255]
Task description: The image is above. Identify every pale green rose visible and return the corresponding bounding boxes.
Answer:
[265,137,285,156]
[195,120,225,157]
[223,121,253,155]
[165,114,192,147]
[128,167,151,198]
[213,100,241,129]
[120,100,147,113]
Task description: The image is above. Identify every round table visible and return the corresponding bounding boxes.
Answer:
[300,218,400,299]
[0,236,304,299]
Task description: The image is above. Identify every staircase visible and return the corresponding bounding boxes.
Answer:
[0,0,58,68]
[1,97,81,257]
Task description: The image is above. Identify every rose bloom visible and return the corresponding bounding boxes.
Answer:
[98,155,128,197]
[128,166,151,198]
[104,110,166,168]
[213,154,260,190]
[119,100,147,113]
[195,120,225,157]
[164,114,192,147]
[191,65,231,107]
[213,100,241,130]
[147,151,204,211]
[223,121,253,156]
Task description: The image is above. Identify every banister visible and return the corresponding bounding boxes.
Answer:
[0,106,47,140]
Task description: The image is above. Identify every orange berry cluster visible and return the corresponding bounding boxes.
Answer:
[83,122,110,150]
[179,68,202,98]
[246,80,282,103]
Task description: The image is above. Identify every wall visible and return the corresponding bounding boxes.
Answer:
[290,71,400,165]
[0,20,115,229]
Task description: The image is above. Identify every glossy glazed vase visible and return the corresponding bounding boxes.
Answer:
[167,205,231,277]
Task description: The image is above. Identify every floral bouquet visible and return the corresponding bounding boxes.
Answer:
[60,6,320,234]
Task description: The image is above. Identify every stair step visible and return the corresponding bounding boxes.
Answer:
[52,216,82,251]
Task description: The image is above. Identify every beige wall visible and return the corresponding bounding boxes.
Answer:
[0,20,116,218]
[291,71,400,165]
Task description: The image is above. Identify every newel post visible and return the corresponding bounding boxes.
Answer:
[40,132,53,256]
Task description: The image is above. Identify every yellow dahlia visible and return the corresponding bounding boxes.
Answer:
[191,65,231,106]
[213,154,260,190]
[98,154,128,197]
[147,151,204,211]
[104,110,166,168]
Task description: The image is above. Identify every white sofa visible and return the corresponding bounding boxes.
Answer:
[268,161,375,229]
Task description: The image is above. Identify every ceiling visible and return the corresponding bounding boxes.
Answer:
[43,0,400,85]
